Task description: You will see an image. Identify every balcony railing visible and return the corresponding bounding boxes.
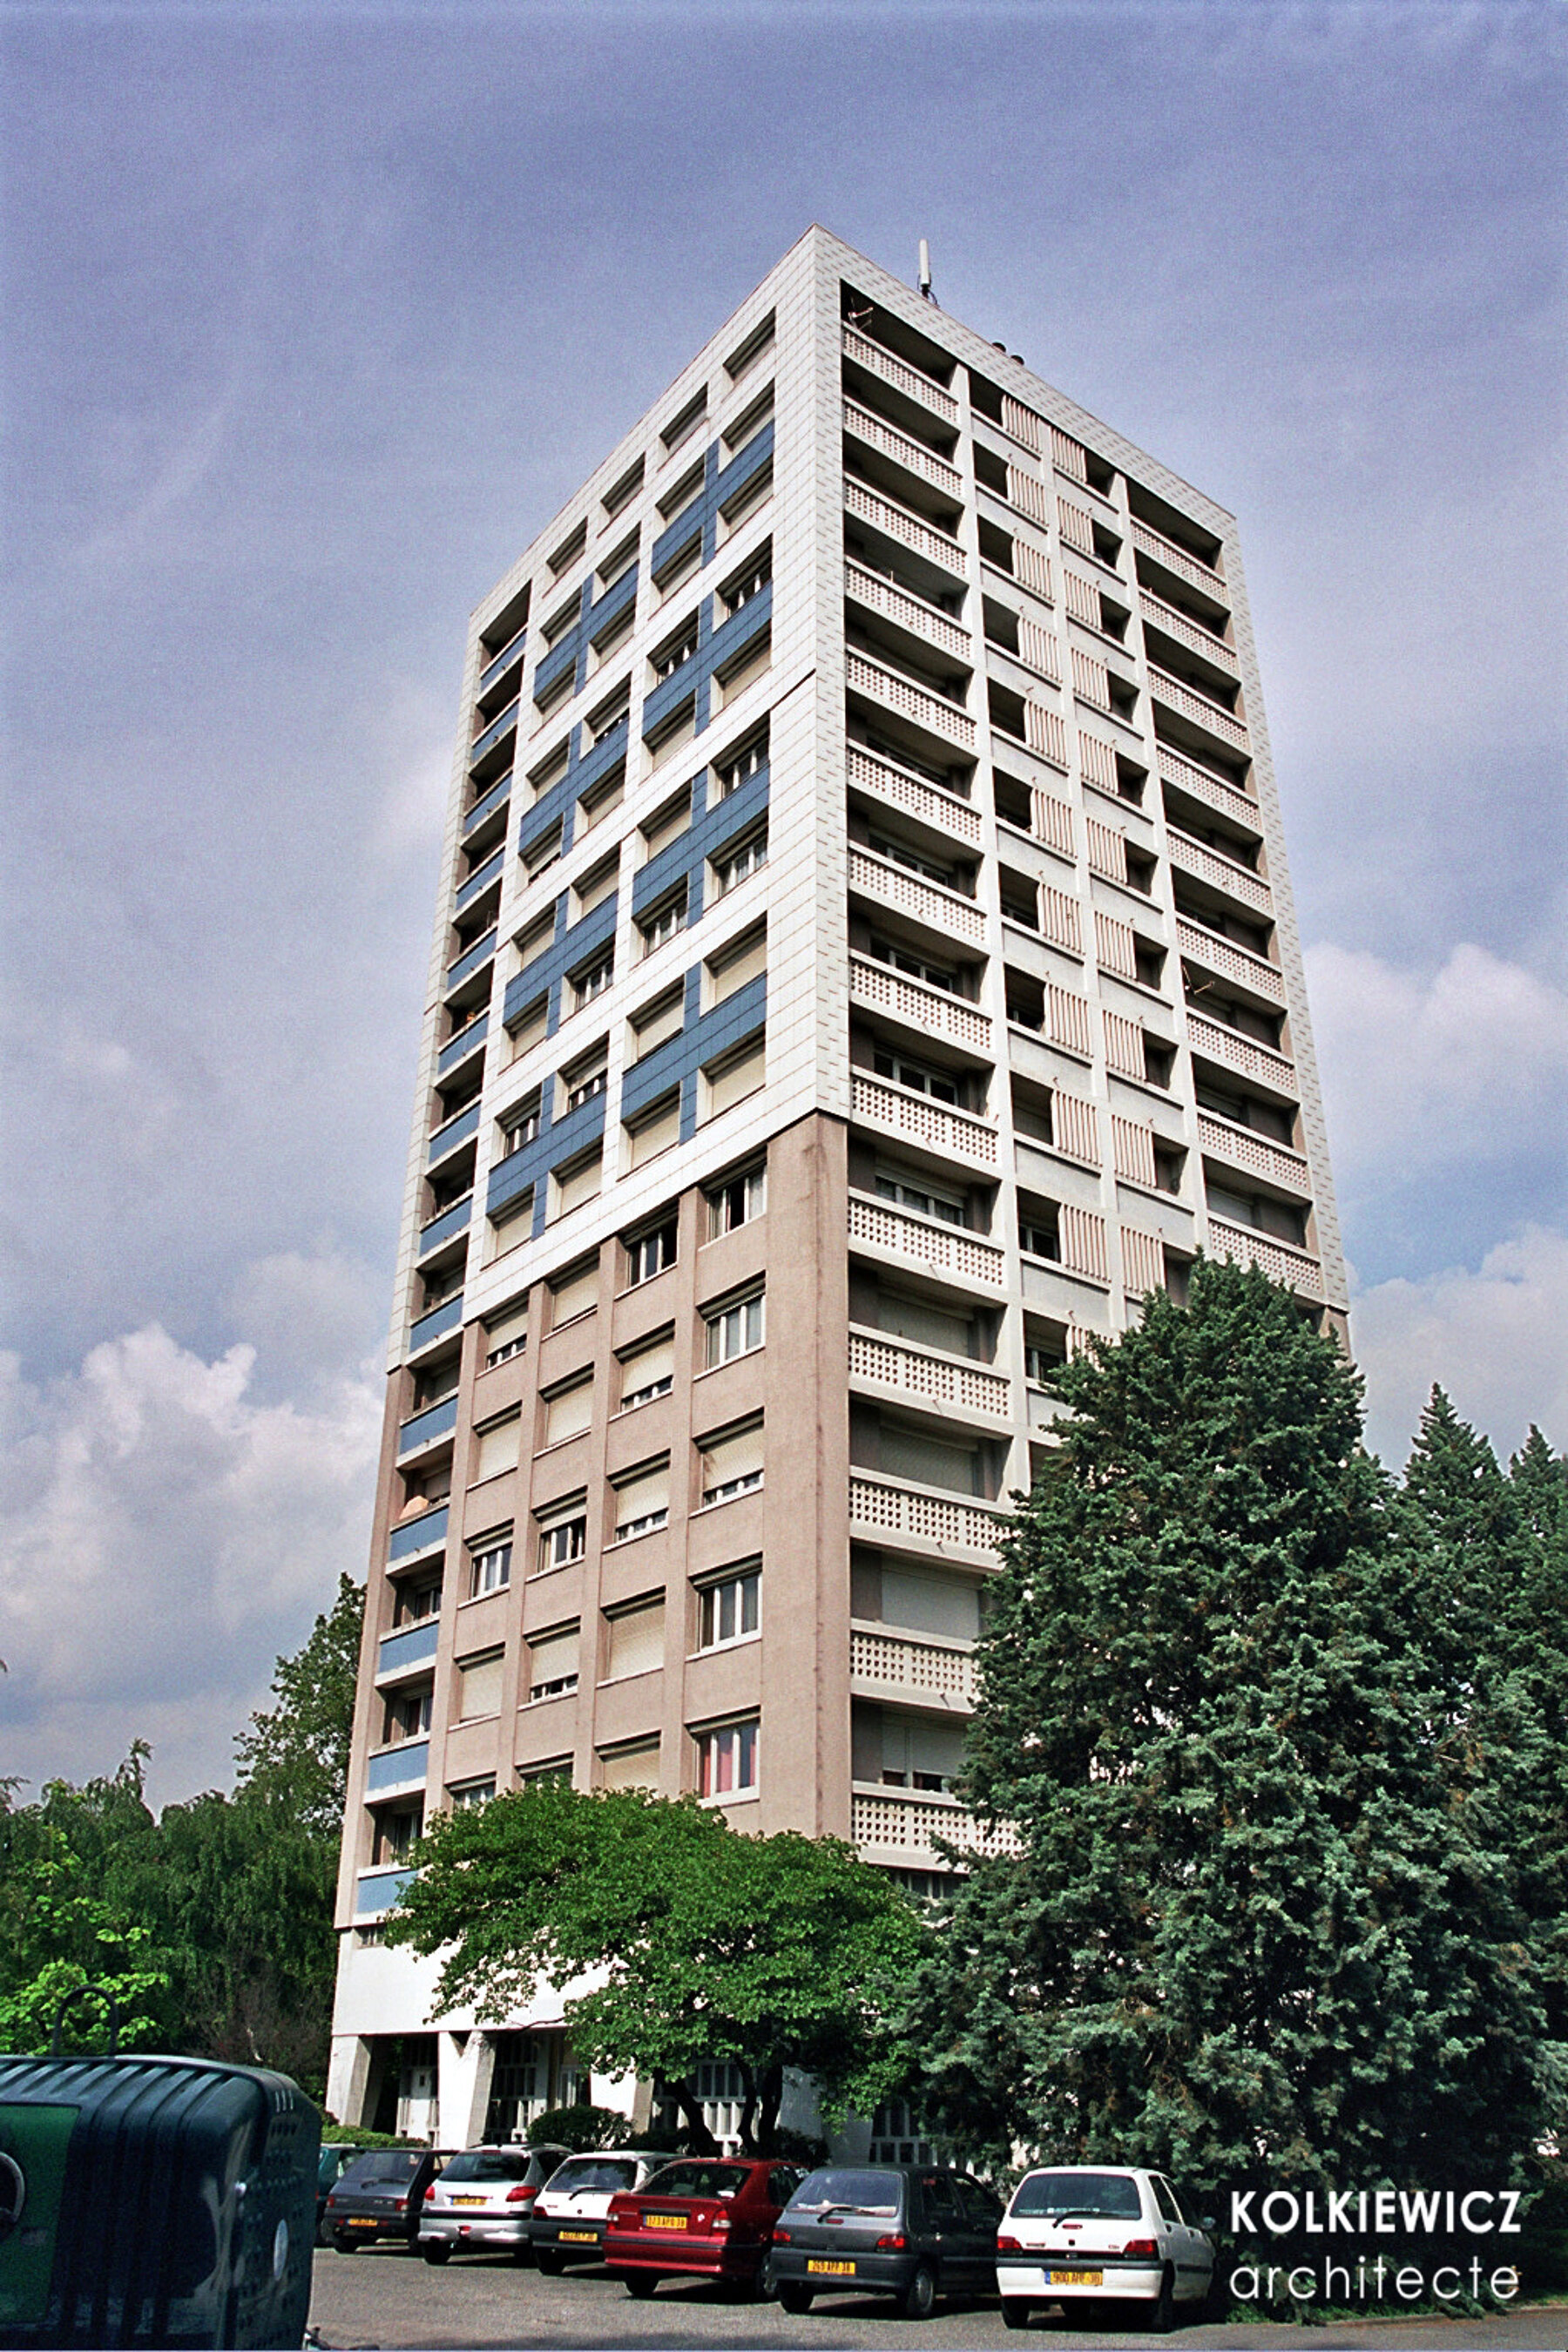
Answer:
[845,743,980,845]
[852,1071,997,1166]
[843,478,963,576]
[408,1293,463,1355]
[843,399,963,499]
[846,649,976,750]
[841,327,960,424]
[1156,745,1259,829]
[851,1786,1021,1859]
[1131,517,1227,600]
[445,929,497,993]
[477,623,528,698]
[455,845,505,916]
[427,1100,480,1168]
[848,1328,1010,1419]
[388,1503,449,1564]
[366,1739,429,1794]
[437,1010,487,1078]
[1197,1112,1312,1195]
[849,952,990,1052]
[849,1471,1002,1558]
[849,1622,978,1704]
[462,773,512,841]
[1166,828,1271,916]
[848,845,985,943]
[376,1619,440,1681]
[416,1194,471,1260]
[848,1192,1006,1288]
[1149,666,1248,753]
[845,559,970,661]
[397,1395,458,1458]
[1186,1013,1296,1093]
[1177,917,1285,1005]
[1207,1217,1323,1301]
[354,1866,415,1918]
[469,697,520,768]
[1139,589,1237,672]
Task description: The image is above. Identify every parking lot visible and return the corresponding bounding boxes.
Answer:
[306,2247,1568,2351]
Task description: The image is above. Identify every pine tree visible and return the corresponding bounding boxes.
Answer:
[902,1260,1557,2196]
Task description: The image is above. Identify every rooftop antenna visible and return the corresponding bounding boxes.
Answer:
[917,240,937,306]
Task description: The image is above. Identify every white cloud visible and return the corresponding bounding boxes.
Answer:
[1350,1226,1568,1470]
[0,1315,381,1808]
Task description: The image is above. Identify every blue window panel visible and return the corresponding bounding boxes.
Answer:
[469,697,520,768]
[532,565,640,709]
[446,928,497,992]
[389,1504,449,1563]
[478,625,528,698]
[355,1867,415,1917]
[619,970,767,1142]
[366,1740,429,1794]
[517,713,630,870]
[650,423,774,580]
[484,1085,606,1233]
[417,1196,471,1259]
[501,891,618,1037]
[409,1294,463,1354]
[463,774,512,841]
[640,579,772,753]
[620,968,703,1125]
[397,1396,458,1457]
[427,1101,480,1169]
[377,1619,440,1680]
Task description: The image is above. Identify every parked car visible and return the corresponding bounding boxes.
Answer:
[529,2150,671,2274]
[418,2142,571,2264]
[315,2142,358,2244]
[324,2146,451,2251]
[995,2164,1214,2332]
[768,2162,1004,2319]
[604,2157,806,2298]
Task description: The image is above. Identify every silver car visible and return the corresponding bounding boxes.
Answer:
[996,2164,1214,2332]
[418,2143,571,2264]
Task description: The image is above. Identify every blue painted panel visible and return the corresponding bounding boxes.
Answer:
[367,1740,429,1794]
[639,663,700,747]
[640,576,771,754]
[484,1086,605,1222]
[631,785,704,919]
[631,762,769,925]
[446,928,497,991]
[389,1504,449,1562]
[478,625,527,696]
[455,846,504,914]
[437,1013,487,1077]
[463,775,511,840]
[355,1867,415,1916]
[651,422,774,580]
[397,1395,458,1456]
[502,891,618,1034]
[516,713,631,869]
[469,697,520,767]
[427,1101,480,1168]
[417,1196,471,1258]
[377,1619,440,1679]
[409,1294,463,1353]
[621,971,767,1130]
[704,580,771,678]
[531,631,579,706]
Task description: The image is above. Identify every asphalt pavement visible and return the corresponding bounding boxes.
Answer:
[305,2246,1568,2352]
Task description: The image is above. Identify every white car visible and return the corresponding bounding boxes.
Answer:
[528,2150,670,2274]
[996,2165,1214,2332]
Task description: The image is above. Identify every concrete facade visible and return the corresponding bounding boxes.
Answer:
[327,227,1347,2150]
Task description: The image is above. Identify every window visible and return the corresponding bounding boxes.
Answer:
[547,1258,598,1327]
[523,824,563,882]
[597,530,639,589]
[703,1036,765,1117]
[713,829,767,896]
[619,1333,674,1409]
[714,631,770,707]
[578,770,624,832]
[537,1510,587,1573]
[625,1092,679,1166]
[602,455,644,520]
[698,1565,760,1650]
[707,1162,766,1235]
[626,1218,677,1286]
[517,1757,572,1788]
[868,832,954,889]
[571,953,613,1008]
[720,547,770,618]
[563,1059,607,1112]
[872,1046,961,1105]
[599,1739,659,1789]
[548,520,587,577]
[718,460,771,539]
[639,889,687,954]
[697,1719,758,1799]
[483,1301,529,1368]
[552,1146,603,1215]
[499,1098,541,1158]
[661,387,707,457]
[706,923,766,1004]
[642,790,692,860]
[652,621,699,681]
[574,856,618,917]
[869,937,957,994]
[612,1459,671,1541]
[630,987,685,1058]
[473,1412,521,1483]
[1024,1336,1067,1383]
[456,1649,504,1720]
[585,684,630,745]
[721,378,774,450]
[373,1806,422,1865]
[875,1171,964,1226]
[725,311,774,381]
[449,1778,496,1811]
[700,1421,764,1505]
[1020,1212,1061,1262]
[529,1625,580,1700]
[470,1538,512,1598]
[382,1684,432,1745]
[394,1574,443,1626]
[705,1290,764,1367]
[542,1376,593,1447]
[605,1598,666,1680]
[880,1714,964,1794]
[715,730,767,797]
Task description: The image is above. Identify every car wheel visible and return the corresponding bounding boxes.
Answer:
[896,2262,937,2322]
[534,2251,565,2277]
[758,2255,780,2301]
[332,2231,360,2254]
[1002,2298,1032,2330]
[1149,2268,1178,2334]
[624,2274,659,2298]
[776,2282,814,2315]
[421,2244,450,2266]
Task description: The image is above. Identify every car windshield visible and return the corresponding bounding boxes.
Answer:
[1011,2172,1143,2220]
[787,2167,903,2220]
[342,2153,422,2186]
[550,2158,642,2193]
[642,2162,750,2200]
[441,2151,534,2183]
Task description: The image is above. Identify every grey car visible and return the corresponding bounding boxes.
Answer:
[418,2143,571,2263]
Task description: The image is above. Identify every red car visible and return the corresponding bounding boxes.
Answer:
[605,2157,805,2298]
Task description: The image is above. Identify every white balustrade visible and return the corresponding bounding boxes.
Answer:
[1186,1014,1296,1091]
[848,1193,1006,1287]
[844,399,964,498]
[848,1330,1010,1418]
[1197,1112,1311,1193]
[1166,828,1271,915]
[1139,589,1238,672]
[846,649,977,749]
[846,560,970,660]
[841,328,960,423]
[847,743,980,844]
[1149,666,1249,751]
[844,477,963,574]
[1177,917,1285,1004]
[1207,1218,1323,1299]
[1131,517,1227,598]
[852,1072,997,1165]
[849,1473,1003,1556]
[849,954,991,1051]
[848,846,986,942]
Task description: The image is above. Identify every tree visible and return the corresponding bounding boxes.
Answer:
[384,1783,927,2153]
[900,1259,1558,2194]
[0,1759,172,2054]
[233,1572,365,1835]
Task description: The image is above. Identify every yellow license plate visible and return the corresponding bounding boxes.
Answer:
[451,2196,486,2207]
[559,2228,598,2242]
[347,2218,378,2229]
[808,2258,855,2275]
[647,2215,687,2231]
[1049,2268,1103,2287]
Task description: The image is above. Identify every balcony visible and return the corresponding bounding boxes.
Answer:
[849,1622,977,1707]
[851,1785,1020,1861]
[845,559,970,663]
[848,1328,1010,1421]
[849,953,990,1054]
[1166,828,1271,917]
[388,1503,449,1565]
[397,1394,458,1459]
[843,399,963,501]
[376,1619,440,1682]
[846,648,975,752]
[1198,1112,1312,1197]
[416,1194,471,1260]
[469,697,520,771]
[477,623,528,699]
[845,743,980,846]
[427,1099,481,1169]
[841,326,959,426]
[437,1010,487,1079]
[1131,517,1227,603]
[354,1866,415,1919]
[848,1470,1002,1561]
[1156,746,1259,834]
[366,1739,429,1795]
[848,1191,1006,1289]
[851,1071,997,1166]
[842,478,963,579]
[1207,1217,1323,1301]
[455,845,505,916]
[408,1293,463,1356]
[1177,917,1285,1007]
[1149,666,1248,755]
[462,773,511,844]
[1186,1013,1296,1097]
[445,928,497,996]
[1139,589,1237,674]
[848,845,985,944]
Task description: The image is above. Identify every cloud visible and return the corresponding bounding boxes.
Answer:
[1350,1226,1568,1471]
[0,1310,381,1808]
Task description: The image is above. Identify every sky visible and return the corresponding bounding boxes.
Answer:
[1,0,1564,1808]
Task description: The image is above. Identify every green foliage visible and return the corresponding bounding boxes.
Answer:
[527,2103,631,2153]
[900,1260,1561,2196]
[385,1782,928,2153]
[0,1798,172,2055]
[234,1573,365,1837]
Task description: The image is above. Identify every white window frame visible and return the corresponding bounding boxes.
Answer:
[704,1290,765,1368]
[696,1719,759,1801]
[697,1565,760,1652]
[470,1538,513,1598]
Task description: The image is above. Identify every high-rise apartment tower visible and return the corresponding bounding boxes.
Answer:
[328,228,1347,2146]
